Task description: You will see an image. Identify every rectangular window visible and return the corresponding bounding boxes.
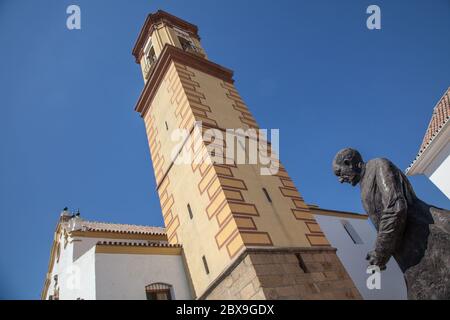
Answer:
[262,188,272,203]
[146,290,171,300]
[178,36,198,53]
[145,46,156,68]
[295,253,309,273]
[187,204,193,219]
[143,37,157,76]
[145,283,172,300]
[202,255,210,275]
[341,220,363,244]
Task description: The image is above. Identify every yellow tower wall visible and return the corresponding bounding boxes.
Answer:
[142,58,331,296]
[132,10,361,300]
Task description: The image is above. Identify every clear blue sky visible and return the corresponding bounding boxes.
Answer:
[0,0,449,299]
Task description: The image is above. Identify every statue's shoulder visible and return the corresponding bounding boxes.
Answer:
[366,157,393,169]
[366,158,402,176]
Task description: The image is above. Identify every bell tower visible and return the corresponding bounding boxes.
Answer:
[132,10,361,299]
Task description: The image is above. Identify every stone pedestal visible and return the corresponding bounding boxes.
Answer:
[199,247,362,300]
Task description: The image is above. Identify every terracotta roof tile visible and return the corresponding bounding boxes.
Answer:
[418,87,450,152]
[81,220,166,235]
[407,87,450,172]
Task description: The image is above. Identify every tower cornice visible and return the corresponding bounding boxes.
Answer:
[132,10,200,63]
[135,44,234,118]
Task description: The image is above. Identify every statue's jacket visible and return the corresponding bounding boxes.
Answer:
[359,158,450,299]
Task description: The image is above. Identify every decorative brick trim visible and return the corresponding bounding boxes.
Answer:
[291,209,316,221]
[234,216,257,230]
[240,231,273,246]
[305,221,323,234]
[226,232,245,259]
[144,112,179,244]
[221,81,259,129]
[215,216,239,249]
[306,233,330,246]
[135,45,234,118]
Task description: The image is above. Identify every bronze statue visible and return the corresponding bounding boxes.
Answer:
[332,148,450,300]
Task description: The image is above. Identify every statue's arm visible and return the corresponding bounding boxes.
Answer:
[371,161,407,267]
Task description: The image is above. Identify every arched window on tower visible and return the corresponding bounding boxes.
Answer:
[174,27,200,55]
[143,37,157,79]
[145,282,173,300]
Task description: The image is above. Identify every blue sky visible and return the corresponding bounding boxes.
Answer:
[0,0,449,299]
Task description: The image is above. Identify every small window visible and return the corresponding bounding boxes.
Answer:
[145,283,172,300]
[53,289,60,300]
[262,188,272,203]
[143,38,157,75]
[165,121,169,130]
[341,220,363,244]
[144,37,156,64]
[202,255,210,275]
[295,253,309,273]
[56,243,61,263]
[187,204,193,220]
[178,36,196,52]
[147,46,156,64]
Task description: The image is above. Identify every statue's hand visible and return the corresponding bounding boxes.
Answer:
[366,250,387,271]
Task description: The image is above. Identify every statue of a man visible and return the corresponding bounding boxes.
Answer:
[332,148,450,300]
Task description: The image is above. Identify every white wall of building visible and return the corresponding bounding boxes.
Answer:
[72,236,150,261]
[45,215,409,300]
[314,215,407,300]
[45,230,192,300]
[425,140,450,199]
[95,253,192,300]
[59,247,96,300]
[45,233,97,300]
[408,123,450,199]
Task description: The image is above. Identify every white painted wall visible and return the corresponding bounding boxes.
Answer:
[45,233,96,300]
[314,215,407,300]
[95,253,192,300]
[426,140,450,199]
[59,247,96,300]
[46,230,192,300]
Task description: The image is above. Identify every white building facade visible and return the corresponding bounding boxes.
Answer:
[407,87,450,199]
[43,207,408,300]
[42,210,192,300]
[309,206,407,300]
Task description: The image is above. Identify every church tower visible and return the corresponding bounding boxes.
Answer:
[132,10,361,299]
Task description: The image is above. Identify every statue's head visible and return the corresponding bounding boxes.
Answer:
[332,148,364,186]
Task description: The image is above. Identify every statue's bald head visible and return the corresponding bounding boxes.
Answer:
[333,148,364,186]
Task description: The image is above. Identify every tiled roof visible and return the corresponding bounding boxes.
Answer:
[96,241,181,248]
[80,220,166,235]
[407,87,450,171]
[418,87,450,152]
